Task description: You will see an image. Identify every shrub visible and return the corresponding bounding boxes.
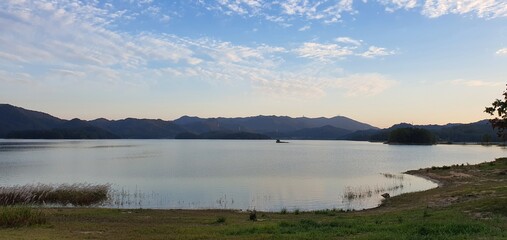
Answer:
[249,210,257,221]
[216,216,226,223]
[280,208,287,214]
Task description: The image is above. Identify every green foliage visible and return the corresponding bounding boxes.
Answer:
[215,216,226,223]
[6,126,119,139]
[0,206,47,228]
[249,210,257,221]
[388,127,436,145]
[485,84,507,140]
[280,208,287,214]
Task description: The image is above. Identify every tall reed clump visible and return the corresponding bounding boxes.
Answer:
[0,183,110,206]
[0,206,47,228]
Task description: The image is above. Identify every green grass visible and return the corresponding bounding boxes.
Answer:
[0,206,47,228]
[0,158,505,239]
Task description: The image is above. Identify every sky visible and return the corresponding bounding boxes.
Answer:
[1,0,507,128]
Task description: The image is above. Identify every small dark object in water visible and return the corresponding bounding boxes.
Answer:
[276,139,288,143]
[381,193,390,198]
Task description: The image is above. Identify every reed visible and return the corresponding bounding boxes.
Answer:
[380,173,404,180]
[342,183,404,201]
[0,183,110,206]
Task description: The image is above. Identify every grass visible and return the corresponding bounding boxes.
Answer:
[0,158,506,239]
[215,216,226,223]
[0,183,110,206]
[0,206,47,228]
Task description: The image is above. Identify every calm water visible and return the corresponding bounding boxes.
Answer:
[0,139,505,211]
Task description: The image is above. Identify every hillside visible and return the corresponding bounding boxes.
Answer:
[174,115,376,134]
[5,118,119,139]
[343,120,500,143]
[90,118,185,139]
[0,104,64,137]
[0,104,498,141]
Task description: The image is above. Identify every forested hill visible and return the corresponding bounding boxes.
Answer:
[0,104,375,139]
[343,120,500,143]
[0,104,498,142]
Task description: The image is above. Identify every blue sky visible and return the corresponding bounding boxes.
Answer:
[1,0,507,127]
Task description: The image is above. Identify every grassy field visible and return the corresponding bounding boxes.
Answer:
[0,158,506,239]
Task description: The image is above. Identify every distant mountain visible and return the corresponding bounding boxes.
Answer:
[174,115,376,134]
[6,118,119,139]
[0,104,64,137]
[0,104,184,139]
[2,104,496,142]
[89,118,185,139]
[269,125,352,140]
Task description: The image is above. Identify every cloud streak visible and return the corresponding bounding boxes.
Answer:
[0,0,396,99]
[496,48,507,56]
[450,79,504,87]
[200,0,507,25]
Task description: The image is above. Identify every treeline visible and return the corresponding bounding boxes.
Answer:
[387,128,436,145]
[6,126,119,139]
[344,120,500,143]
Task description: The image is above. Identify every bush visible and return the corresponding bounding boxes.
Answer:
[249,210,257,221]
[280,208,287,214]
[216,216,226,223]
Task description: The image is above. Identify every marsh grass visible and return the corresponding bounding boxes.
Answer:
[0,206,47,228]
[342,183,405,201]
[380,173,404,180]
[0,183,110,206]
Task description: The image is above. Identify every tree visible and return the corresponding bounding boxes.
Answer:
[387,127,436,145]
[485,84,507,141]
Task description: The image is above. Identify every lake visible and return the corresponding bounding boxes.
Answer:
[0,139,505,211]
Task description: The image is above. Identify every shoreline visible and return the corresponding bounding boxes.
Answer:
[405,171,444,188]
[1,158,506,239]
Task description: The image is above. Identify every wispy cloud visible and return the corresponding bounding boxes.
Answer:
[0,0,396,99]
[450,79,504,87]
[298,25,311,31]
[200,0,507,24]
[251,71,396,98]
[295,42,354,61]
[335,37,362,46]
[295,42,394,61]
[422,0,507,18]
[379,0,418,12]
[359,46,396,58]
[200,0,357,25]
[496,48,507,56]
[334,73,396,96]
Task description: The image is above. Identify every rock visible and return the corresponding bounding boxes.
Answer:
[381,193,390,198]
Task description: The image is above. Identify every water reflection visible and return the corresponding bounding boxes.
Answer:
[0,139,504,211]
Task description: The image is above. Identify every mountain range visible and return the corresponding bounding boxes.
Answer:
[0,104,499,142]
[0,104,374,139]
